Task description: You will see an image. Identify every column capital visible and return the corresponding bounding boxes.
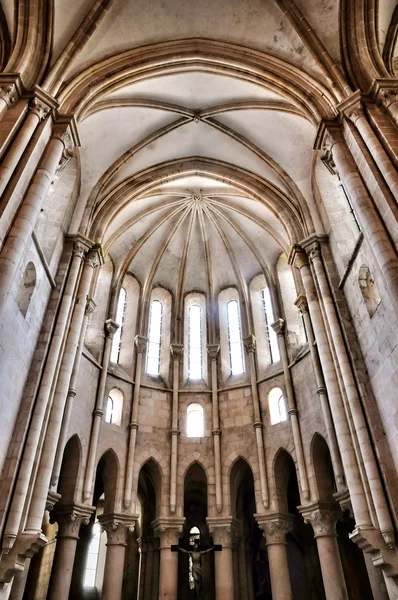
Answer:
[243,333,256,353]
[46,489,61,512]
[0,74,24,108]
[299,502,341,538]
[98,512,138,546]
[135,334,148,353]
[86,244,103,268]
[207,343,220,359]
[255,512,293,545]
[294,293,308,314]
[152,517,185,549]
[50,503,95,539]
[207,517,240,549]
[170,343,184,359]
[28,86,58,120]
[85,297,96,317]
[271,318,285,336]
[333,488,353,518]
[336,90,363,125]
[105,319,119,338]
[288,244,309,270]
[370,78,398,111]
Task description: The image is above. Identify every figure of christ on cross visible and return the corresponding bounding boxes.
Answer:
[171,539,222,599]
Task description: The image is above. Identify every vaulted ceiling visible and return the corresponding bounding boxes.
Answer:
[1,0,396,299]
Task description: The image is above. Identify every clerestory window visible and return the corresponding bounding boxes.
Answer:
[146,299,163,376]
[227,300,244,375]
[188,305,202,379]
[261,287,280,363]
[110,287,126,363]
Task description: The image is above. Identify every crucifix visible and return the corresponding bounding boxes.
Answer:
[171,540,222,599]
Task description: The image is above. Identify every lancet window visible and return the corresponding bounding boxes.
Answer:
[227,299,244,375]
[104,388,123,426]
[110,287,126,363]
[146,299,163,376]
[261,287,280,363]
[188,305,202,379]
[83,522,101,587]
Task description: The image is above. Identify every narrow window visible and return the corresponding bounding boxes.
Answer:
[188,305,202,379]
[187,403,204,437]
[84,522,101,587]
[261,288,280,363]
[146,300,162,376]
[105,396,114,424]
[227,300,244,375]
[104,388,123,426]
[110,287,127,363]
[16,261,37,317]
[269,387,287,425]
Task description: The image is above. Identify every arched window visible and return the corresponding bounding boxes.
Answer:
[110,287,126,363]
[227,300,244,375]
[146,299,163,376]
[187,403,204,437]
[104,388,123,426]
[358,265,381,317]
[261,287,280,363]
[269,387,287,425]
[84,522,101,587]
[188,305,202,379]
[16,261,37,317]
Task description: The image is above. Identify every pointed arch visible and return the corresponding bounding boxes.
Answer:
[273,448,298,513]
[311,433,336,502]
[94,448,120,512]
[57,434,82,504]
[230,457,255,519]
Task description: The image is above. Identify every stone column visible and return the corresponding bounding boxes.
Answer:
[256,514,293,600]
[170,343,183,514]
[317,124,398,313]
[138,536,157,600]
[153,518,184,600]
[0,116,78,310]
[26,246,101,534]
[83,318,119,502]
[271,319,310,501]
[208,517,239,600]
[51,297,96,489]
[309,243,394,545]
[0,94,52,198]
[294,294,345,489]
[208,344,223,513]
[48,504,93,600]
[243,335,269,509]
[2,238,88,552]
[99,513,137,600]
[0,78,21,122]
[289,247,372,530]
[124,335,147,508]
[300,502,348,600]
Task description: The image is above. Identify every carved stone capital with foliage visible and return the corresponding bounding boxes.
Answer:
[256,513,293,545]
[152,517,185,549]
[51,503,94,539]
[299,502,341,538]
[98,513,138,546]
[135,334,148,354]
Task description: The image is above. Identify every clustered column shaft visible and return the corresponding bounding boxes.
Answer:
[271,318,309,501]
[83,318,119,502]
[207,344,222,513]
[169,343,183,514]
[243,335,269,509]
[124,335,147,509]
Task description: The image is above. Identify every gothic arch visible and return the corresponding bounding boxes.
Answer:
[57,434,82,504]
[94,448,120,512]
[311,433,336,502]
